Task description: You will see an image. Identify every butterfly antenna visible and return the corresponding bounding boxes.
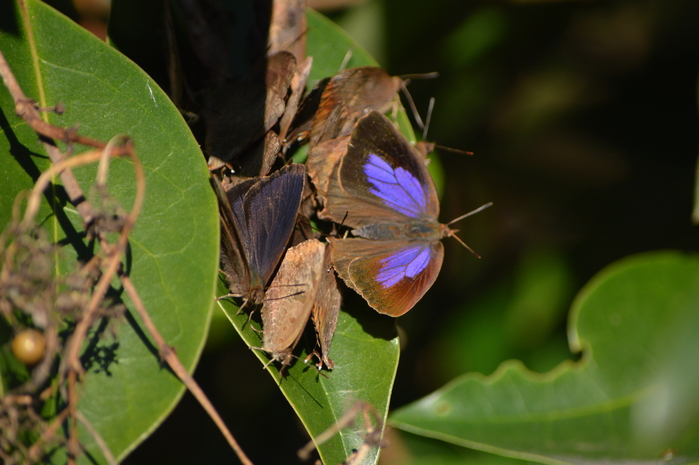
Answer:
[339,46,354,71]
[399,83,425,130]
[449,232,481,259]
[434,145,474,156]
[398,71,440,81]
[423,97,435,141]
[265,282,307,301]
[416,97,474,156]
[447,202,493,226]
[446,202,493,258]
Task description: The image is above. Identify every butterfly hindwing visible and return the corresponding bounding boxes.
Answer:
[330,237,444,317]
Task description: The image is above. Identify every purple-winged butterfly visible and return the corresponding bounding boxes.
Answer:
[313,110,490,317]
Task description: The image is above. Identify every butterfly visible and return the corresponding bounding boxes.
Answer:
[214,163,306,306]
[258,238,340,369]
[309,66,402,147]
[313,110,489,317]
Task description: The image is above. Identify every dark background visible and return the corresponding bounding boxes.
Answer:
[53,0,699,463]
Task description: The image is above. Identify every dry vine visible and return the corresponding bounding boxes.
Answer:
[0,31,252,465]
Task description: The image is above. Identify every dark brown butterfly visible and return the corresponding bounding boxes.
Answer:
[258,239,340,368]
[215,163,306,306]
[308,66,402,147]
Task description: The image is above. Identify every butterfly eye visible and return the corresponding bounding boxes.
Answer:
[12,329,46,365]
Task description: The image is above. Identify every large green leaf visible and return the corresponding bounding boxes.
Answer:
[390,251,699,464]
[217,11,402,465]
[0,1,217,463]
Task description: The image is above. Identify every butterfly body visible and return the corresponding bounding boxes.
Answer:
[353,221,448,242]
[314,111,454,317]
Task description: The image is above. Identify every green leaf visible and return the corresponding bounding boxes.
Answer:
[390,251,699,464]
[0,1,218,463]
[397,430,539,465]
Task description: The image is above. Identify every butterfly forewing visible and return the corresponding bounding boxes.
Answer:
[321,111,440,228]
[241,165,306,286]
[222,164,305,303]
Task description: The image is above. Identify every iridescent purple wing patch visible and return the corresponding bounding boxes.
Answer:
[364,154,428,218]
[376,244,432,288]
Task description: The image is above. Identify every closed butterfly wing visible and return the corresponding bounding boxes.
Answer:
[212,175,252,297]
[320,111,440,229]
[330,238,444,317]
[261,239,325,365]
[306,134,350,204]
[311,243,341,369]
[310,67,401,147]
[224,163,306,304]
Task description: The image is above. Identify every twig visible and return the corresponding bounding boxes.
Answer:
[0,48,96,223]
[67,370,78,465]
[21,149,103,229]
[76,411,117,465]
[26,407,71,463]
[1,24,253,465]
[61,138,142,376]
[298,401,385,463]
[120,274,254,465]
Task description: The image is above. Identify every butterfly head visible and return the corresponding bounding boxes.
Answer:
[248,287,267,306]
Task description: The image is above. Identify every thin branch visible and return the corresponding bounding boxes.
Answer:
[26,407,71,463]
[75,412,117,465]
[120,274,254,465]
[21,149,103,229]
[0,48,95,223]
[67,370,78,465]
